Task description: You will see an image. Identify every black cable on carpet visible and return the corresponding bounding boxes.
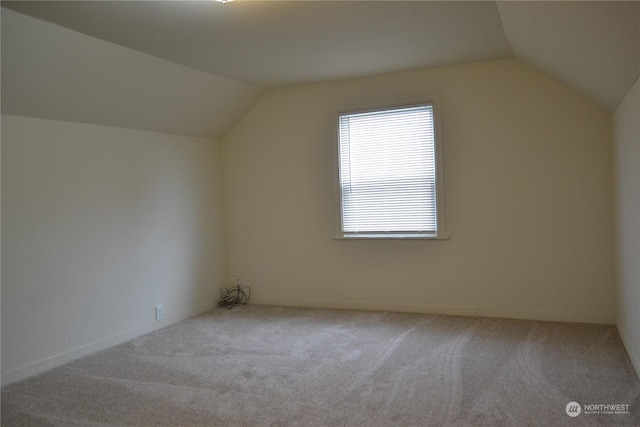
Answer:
[218,284,251,309]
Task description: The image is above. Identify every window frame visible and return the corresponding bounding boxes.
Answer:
[333,99,448,240]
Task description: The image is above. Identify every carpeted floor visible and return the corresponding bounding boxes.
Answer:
[2,305,640,426]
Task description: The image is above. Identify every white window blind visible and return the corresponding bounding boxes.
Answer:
[338,104,438,236]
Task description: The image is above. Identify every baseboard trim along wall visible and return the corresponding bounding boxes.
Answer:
[250,297,615,325]
[1,303,216,387]
[617,321,640,380]
[3,298,622,386]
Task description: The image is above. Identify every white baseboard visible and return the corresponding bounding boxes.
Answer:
[250,297,615,325]
[3,298,619,387]
[617,321,640,380]
[1,302,215,387]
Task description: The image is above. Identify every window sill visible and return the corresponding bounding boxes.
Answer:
[333,234,450,240]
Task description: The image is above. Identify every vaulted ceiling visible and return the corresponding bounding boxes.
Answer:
[2,1,639,138]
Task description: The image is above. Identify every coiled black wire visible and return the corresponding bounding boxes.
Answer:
[218,284,251,309]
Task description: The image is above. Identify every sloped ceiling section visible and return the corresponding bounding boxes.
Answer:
[1,1,514,88]
[497,1,640,112]
[1,1,639,139]
[0,8,265,139]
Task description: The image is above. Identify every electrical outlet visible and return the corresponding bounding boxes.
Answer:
[155,305,164,321]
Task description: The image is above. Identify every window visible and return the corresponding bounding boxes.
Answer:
[336,103,446,239]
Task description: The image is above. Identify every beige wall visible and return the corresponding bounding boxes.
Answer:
[223,59,614,324]
[614,76,640,376]
[1,115,227,385]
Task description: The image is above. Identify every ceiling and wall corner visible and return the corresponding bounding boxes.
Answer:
[2,1,638,139]
[496,1,640,112]
[0,8,265,139]
[1,1,515,88]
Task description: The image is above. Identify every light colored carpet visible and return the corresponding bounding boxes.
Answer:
[2,305,639,426]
